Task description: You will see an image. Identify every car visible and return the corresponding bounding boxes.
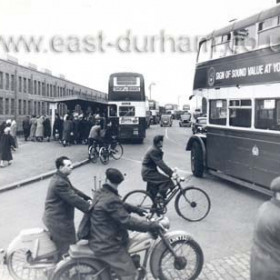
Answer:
[179,112,192,127]
[160,114,173,127]
[192,116,207,134]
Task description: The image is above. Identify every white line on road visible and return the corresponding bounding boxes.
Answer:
[164,127,181,146]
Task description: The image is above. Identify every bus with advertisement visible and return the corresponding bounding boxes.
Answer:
[108,72,147,143]
[186,4,280,195]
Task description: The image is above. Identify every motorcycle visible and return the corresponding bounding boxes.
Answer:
[50,217,204,280]
[5,227,59,280]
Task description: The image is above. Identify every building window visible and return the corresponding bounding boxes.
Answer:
[54,85,56,97]
[50,84,53,97]
[23,100,26,115]
[19,76,22,92]
[11,75,15,91]
[28,100,31,115]
[28,79,31,93]
[38,81,41,95]
[11,98,15,115]
[34,80,37,94]
[38,102,41,115]
[23,78,27,93]
[5,98,9,114]
[34,101,37,115]
[0,72,3,89]
[0,98,3,115]
[42,82,45,96]
[47,84,49,96]
[5,73,9,90]
[18,99,22,115]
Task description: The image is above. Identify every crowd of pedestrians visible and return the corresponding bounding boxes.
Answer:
[0,109,108,168]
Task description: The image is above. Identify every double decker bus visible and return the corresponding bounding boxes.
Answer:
[108,72,147,142]
[186,4,280,195]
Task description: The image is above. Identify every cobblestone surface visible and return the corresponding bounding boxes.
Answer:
[0,251,250,280]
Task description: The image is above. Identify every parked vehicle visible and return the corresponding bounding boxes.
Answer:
[160,114,173,127]
[192,117,207,134]
[179,112,192,127]
[50,216,204,280]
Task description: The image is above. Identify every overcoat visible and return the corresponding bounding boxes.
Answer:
[62,119,73,142]
[89,184,154,255]
[43,171,91,246]
[141,146,173,184]
[35,116,44,137]
[0,134,15,161]
[30,117,37,138]
[43,118,51,138]
[250,198,280,280]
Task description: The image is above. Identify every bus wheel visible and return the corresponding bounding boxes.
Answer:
[191,141,204,177]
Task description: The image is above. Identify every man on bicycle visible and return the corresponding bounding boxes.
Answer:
[88,168,162,280]
[88,120,102,158]
[141,135,176,201]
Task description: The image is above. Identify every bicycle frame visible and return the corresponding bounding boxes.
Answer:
[158,175,193,210]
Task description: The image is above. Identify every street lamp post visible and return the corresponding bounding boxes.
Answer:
[177,95,182,109]
[148,82,156,100]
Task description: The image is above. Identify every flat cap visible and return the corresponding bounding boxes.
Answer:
[106,168,124,184]
[270,176,280,192]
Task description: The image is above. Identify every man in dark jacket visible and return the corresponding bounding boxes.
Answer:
[43,156,91,259]
[250,176,280,280]
[141,135,175,200]
[89,168,161,280]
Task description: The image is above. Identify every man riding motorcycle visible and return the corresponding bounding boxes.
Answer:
[88,168,162,280]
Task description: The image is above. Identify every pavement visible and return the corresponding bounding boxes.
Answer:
[0,136,252,280]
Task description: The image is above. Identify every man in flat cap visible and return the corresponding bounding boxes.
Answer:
[250,176,280,280]
[88,168,162,280]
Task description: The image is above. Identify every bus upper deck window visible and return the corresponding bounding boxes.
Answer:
[197,40,212,63]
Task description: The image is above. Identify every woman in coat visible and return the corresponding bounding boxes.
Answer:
[30,115,37,141]
[10,120,18,148]
[250,176,280,280]
[43,116,51,142]
[0,127,16,167]
[62,116,73,146]
[35,115,44,142]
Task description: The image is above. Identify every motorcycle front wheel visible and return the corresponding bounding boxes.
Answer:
[157,239,203,280]
[7,248,55,280]
[51,257,110,280]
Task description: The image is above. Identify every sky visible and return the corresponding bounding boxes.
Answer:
[0,0,277,108]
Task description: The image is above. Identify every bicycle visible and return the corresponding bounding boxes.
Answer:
[123,175,211,222]
[88,140,110,165]
[102,136,123,159]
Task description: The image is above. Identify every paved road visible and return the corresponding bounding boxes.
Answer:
[0,121,268,279]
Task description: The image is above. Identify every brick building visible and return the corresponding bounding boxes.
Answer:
[0,57,107,132]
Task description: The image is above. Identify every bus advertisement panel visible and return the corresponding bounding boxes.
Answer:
[186,4,280,194]
[108,72,146,142]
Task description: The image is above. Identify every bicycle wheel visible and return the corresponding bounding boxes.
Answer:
[158,239,203,280]
[122,190,154,212]
[89,146,98,163]
[110,142,123,160]
[7,248,54,280]
[175,186,211,222]
[99,147,109,165]
[51,257,110,280]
